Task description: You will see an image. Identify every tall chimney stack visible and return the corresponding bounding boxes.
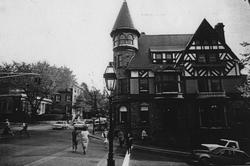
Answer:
[214,23,225,43]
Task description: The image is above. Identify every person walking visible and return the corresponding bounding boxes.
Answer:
[2,119,13,136]
[19,122,30,137]
[102,129,108,149]
[118,130,125,148]
[79,126,89,155]
[72,127,78,152]
[141,129,148,143]
[127,133,133,154]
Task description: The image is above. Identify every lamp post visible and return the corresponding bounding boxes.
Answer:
[103,62,116,166]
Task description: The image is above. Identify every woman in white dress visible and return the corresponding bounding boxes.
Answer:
[79,126,89,155]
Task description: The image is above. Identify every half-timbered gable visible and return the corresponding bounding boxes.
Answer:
[181,19,241,78]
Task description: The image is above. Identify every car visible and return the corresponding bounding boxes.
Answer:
[84,119,93,124]
[201,139,240,151]
[94,117,107,124]
[52,121,69,129]
[73,121,88,129]
[191,147,250,166]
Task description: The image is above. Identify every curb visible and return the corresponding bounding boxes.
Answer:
[89,134,103,141]
[133,144,191,157]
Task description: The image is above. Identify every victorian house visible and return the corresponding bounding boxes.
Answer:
[110,1,247,148]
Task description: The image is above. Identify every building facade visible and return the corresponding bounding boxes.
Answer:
[110,1,247,148]
[52,84,84,121]
[0,92,52,122]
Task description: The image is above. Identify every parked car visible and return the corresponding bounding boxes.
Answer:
[94,117,107,124]
[202,139,240,151]
[52,121,69,130]
[73,121,87,130]
[191,147,250,166]
[84,119,93,125]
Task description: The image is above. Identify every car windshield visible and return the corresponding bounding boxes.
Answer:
[217,140,227,146]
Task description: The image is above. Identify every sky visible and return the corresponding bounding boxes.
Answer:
[0,0,249,90]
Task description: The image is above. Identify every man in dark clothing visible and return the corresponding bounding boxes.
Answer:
[127,133,133,154]
[72,127,78,152]
[118,130,125,148]
[19,123,30,137]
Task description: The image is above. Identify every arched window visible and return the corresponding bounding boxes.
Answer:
[127,34,134,45]
[119,106,127,123]
[119,34,126,45]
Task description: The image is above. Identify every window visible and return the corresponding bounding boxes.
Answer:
[208,54,218,63]
[119,35,126,45]
[66,95,71,102]
[211,79,222,92]
[118,79,129,94]
[198,79,222,92]
[152,52,173,64]
[155,73,179,93]
[114,36,119,47]
[140,103,149,123]
[138,71,149,93]
[199,104,227,128]
[198,79,209,92]
[118,54,122,67]
[139,78,149,93]
[119,106,128,123]
[55,95,61,102]
[197,54,206,63]
[166,53,172,61]
[127,34,134,45]
[65,105,71,114]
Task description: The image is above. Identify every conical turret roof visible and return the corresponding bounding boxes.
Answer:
[111,1,139,36]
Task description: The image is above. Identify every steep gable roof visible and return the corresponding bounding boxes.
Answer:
[111,1,139,36]
[127,34,193,69]
[185,18,239,60]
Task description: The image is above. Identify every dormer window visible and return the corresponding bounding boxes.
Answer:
[152,52,173,64]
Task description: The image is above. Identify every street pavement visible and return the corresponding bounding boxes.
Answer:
[0,122,125,166]
[1,122,222,166]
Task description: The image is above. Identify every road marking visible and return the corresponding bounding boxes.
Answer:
[23,147,71,166]
[122,151,130,166]
[97,153,108,166]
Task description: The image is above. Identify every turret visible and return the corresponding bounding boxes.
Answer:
[111,1,140,51]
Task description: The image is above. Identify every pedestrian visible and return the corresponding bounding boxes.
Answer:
[141,129,148,142]
[118,130,125,148]
[102,129,109,149]
[127,133,133,154]
[19,122,30,137]
[72,127,78,152]
[79,126,89,155]
[2,119,13,136]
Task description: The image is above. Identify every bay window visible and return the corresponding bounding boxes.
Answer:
[155,73,179,93]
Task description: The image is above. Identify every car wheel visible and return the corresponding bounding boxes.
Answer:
[199,157,210,166]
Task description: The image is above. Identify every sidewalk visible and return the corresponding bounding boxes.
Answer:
[133,143,191,158]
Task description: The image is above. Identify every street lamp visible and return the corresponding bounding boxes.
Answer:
[103,62,116,166]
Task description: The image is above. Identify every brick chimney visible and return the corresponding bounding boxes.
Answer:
[214,23,225,43]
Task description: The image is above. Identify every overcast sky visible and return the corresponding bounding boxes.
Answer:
[0,0,249,90]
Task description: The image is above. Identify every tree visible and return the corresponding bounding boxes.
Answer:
[238,42,250,97]
[0,61,76,118]
[73,82,108,119]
